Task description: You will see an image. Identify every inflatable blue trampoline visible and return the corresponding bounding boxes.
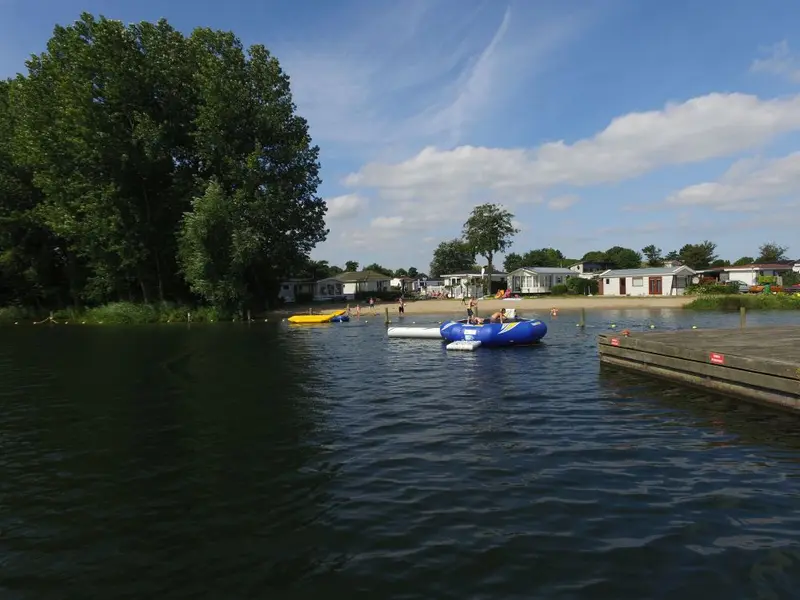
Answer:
[330,314,350,322]
[439,317,547,347]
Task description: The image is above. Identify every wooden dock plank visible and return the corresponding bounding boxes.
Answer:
[597,326,800,413]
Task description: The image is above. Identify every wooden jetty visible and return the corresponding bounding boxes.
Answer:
[598,326,800,413]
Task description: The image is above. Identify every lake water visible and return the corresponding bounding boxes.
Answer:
[1,308,799,599]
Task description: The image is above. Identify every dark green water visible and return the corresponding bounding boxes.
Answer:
[1,308,799,599]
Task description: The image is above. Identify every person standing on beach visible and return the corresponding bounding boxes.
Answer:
[398,297,405,315]
[368,296,375,314]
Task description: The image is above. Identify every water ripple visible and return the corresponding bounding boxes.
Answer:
[1,311,799,599]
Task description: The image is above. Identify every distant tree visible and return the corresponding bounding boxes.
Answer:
[677,241,717,270]
[407,266,419,278]
[732,256,754,266]
[581,250,608,263]
[503,252,524,272]
[344,260,359,272]
[513,247,566,268]
[462,203,519,294]
[641,245,664,267]
[664,250,680,261]
[297,259,331,280]
[329,265,344,276]
[604,246,642,269]
[710,259,731,267]
[393,268,408,277]
[429,239,475,278]
[363,262,393,277]
[756,242,789,263]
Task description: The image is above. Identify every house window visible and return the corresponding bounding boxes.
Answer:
[605,278,610,284]
[556,276,563,284]
[632,277,643,287]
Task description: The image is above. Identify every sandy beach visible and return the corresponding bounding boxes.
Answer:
[394,296,693,315]
[271,295,694,317]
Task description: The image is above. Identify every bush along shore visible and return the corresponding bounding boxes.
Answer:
[0,302,234,326]
[685,294,800,311]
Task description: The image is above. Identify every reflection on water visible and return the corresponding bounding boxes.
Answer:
[0,309,798,599]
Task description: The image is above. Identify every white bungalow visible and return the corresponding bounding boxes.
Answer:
[718,263,796,286]
[439,271,507,298]
[507,267,576,294]
[597,265,696,296]
[315,270,391,300]
[793,261,800,273]
[568,261,614,279]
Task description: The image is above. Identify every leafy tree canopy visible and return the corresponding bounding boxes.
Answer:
[429,239,475,278]
[756,242,789,263]
[1,13,326,313]
[462,203,518,293]
[641,245,664,267]
[678,241,717,270]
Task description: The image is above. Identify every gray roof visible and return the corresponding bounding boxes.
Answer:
[509,266,575,274]
[601,266,695,277]
[333,270,391,282]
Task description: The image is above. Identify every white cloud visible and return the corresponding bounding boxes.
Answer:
[344,92,800,221]
[371,216,405,228]
[547,195,578,210]
[326,194,367,219]
[750,41,800,83]
[666,152,800,211]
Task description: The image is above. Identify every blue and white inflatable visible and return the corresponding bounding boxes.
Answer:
[439,317,547,347]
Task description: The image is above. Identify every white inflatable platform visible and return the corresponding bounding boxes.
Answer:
[387,327,442,339]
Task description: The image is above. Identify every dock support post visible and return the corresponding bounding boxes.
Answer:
[579,307,586,328]
[384,306,390,325]
[740,306,746,329]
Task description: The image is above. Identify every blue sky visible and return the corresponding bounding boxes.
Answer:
[2,0,800,271]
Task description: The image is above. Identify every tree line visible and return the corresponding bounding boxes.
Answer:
[296,260,426,281]
[0,13,326,315]
[425,203,793,277]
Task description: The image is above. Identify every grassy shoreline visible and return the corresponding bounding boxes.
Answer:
[0,302,225,325]
[684,294,800,310]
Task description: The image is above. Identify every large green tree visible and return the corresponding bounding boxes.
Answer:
[604,246,642,269]
[756,242,789,263]
[678,241,717,270]
[429,239,475,278]
[641,245,664,267]
[504,247,566,271]
[3,13,326,313]
[462,203,518,294]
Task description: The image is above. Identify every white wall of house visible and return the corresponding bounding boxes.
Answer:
[508,269,574,294]
[600,273,692,296]
[568,262,609,279]
[342,279,389,296]
[793,262,800,273]
[440,274,506,298]
[721,267,790,286]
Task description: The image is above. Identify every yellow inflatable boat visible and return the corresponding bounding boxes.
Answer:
[287,309,348,324]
